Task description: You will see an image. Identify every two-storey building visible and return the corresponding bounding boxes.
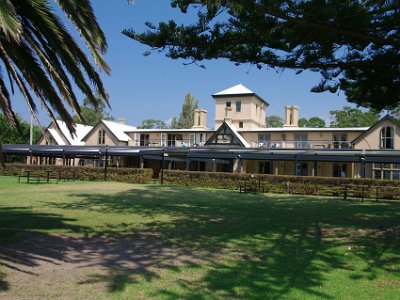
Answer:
[20,83,400,180]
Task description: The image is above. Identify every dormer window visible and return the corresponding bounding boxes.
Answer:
[98,129,106,145]
[236,101,241,112]
[380,126,394,149]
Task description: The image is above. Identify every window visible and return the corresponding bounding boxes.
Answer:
[296,162,308,176]
[98,129,106,145]
[333,133,348,149]
[372,163,400,180]
[160,133,167,146]
[189,134,195,146]
[258,133,271,148]
[140,134,149,146]
[259,161,272,174]
[226,101,231,108]
[197,133,206,144]
[333,163,347,177]
[239,121,243,128]
[294,133,308,148]
[380,126,394,149]
[167,134,183,146]
[236,101,241,112]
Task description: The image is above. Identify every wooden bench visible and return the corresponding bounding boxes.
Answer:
[239,179,261,194]
[341,184,400,201]
[18,170,52,183]
[55,170,77,182]
[18,169,28,183]
[370,186,400,201]
[341,184,370,201]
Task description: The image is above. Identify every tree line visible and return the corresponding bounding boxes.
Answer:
[266,106,388,128]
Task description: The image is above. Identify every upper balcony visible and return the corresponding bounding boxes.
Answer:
[128,138,207,147]
[253,140,352,149]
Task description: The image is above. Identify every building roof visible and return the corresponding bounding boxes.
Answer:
[205,121,250,148]
[54,120,92,146]
[213,84,254,96]
[351,115,400,145]
[80,119,137,143]
[212,84,269,106]
[48,128,66,145]
[102,120,137,142]
[6,144,400,164]
[125,128,214,133]
[238,127,369,133]
[226,122,250,147]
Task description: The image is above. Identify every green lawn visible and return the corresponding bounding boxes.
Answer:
[0,176,400,299]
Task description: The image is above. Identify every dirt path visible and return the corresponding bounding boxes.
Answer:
[0,232,194,299]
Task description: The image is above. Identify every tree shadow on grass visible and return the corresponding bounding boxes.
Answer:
[0,206,89,292]
[44,185,400,298]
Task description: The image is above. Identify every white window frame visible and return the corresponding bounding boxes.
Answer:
[98,129,106,145]
[160,133,167,147]
[189,133,195,146]
[380,126,394,149]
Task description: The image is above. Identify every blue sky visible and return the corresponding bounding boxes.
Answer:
[14,0,354,128]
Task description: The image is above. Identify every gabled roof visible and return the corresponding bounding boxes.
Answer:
[81,120,137,142]
[48,128,66,145]
[56,121,93,146]
[102,120,137,142]
[205,121,249,148]
[212,84,269,106]
[351,115,400,145]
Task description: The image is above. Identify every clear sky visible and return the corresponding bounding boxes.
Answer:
[13,0,355,129]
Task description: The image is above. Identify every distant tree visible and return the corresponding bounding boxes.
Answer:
[171,93,199,129]
[299,117,326,128]
[138,119,168,129]
[71,93,114,126]
[265,115,283,128]
[330,107,380,127]
[0,114,40,144]
[298,118,308,128]
[125,0,399,111]
[308,117,326,128]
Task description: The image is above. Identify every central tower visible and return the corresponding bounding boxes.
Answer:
[212,84,269,129]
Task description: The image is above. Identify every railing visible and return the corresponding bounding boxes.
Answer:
[128,138,207,147]
[127,138,351,149]
[254,140,352,149]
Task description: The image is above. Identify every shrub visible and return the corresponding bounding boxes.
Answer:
[162,170,400,198]
[0,164,153,184]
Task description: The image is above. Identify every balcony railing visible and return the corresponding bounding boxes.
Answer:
[254,140,352,149]
[127,138,351,149]
[128,138,206,147]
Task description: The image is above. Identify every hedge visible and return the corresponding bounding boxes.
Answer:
[162,170,400,198]
[0,164,153,184]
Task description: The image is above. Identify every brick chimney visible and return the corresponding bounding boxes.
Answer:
[284,105,299,127]
[192,109,207,128]
[118,117,125,124]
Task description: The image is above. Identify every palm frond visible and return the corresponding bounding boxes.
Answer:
[0,0,21,41]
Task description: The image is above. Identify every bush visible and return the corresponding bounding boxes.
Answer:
[162,170,400,197]
[0,164,153,184]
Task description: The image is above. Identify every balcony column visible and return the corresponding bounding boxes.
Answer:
[186,157,190,171]
[295,156,299,176]
[360,158,366,178]
[312,161,317,176]
[212,159,217,172]
[235,155,242,173]
[139,154,144,168]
